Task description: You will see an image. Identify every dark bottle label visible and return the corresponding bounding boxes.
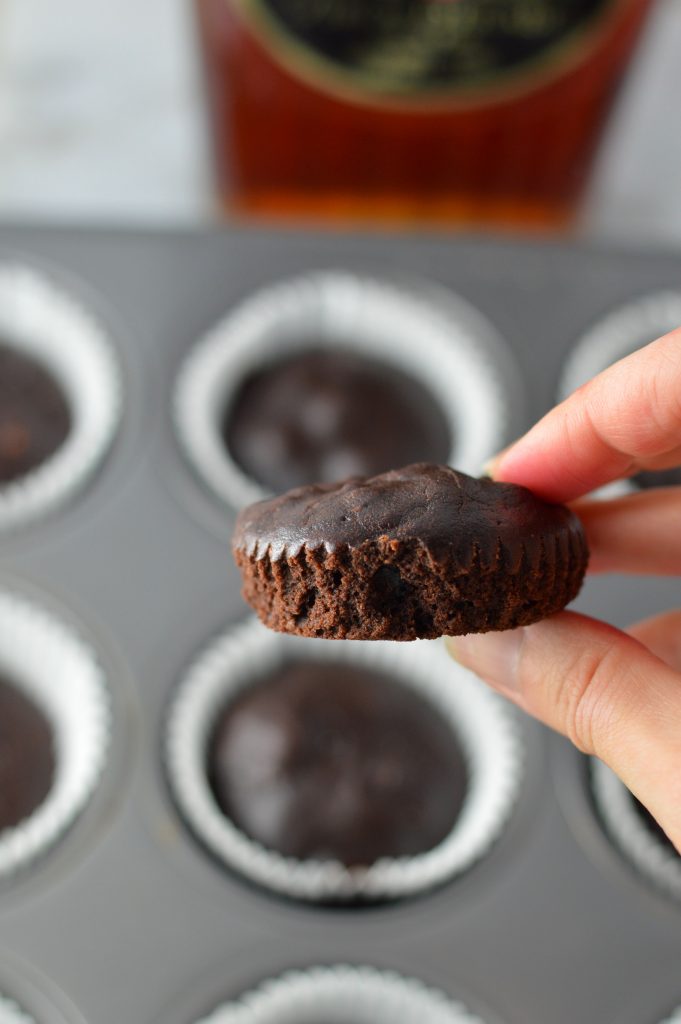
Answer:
[236,0,617,102]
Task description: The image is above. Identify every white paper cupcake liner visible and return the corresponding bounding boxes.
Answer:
[174,271,518,509]
[194,965,488,1024]
[659,1007,681,1024]
[559,291,681,499]
[166,617,523,902]
[0,994,34,1024]
[591,759,681,901]
[0,590,111,879]
[0,264,123,530]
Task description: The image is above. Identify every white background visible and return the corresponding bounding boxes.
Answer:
[1,0,681,245]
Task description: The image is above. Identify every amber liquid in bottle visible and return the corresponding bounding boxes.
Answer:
[196,0,654,228]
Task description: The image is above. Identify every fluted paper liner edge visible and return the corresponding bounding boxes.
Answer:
[0,590,111,878]
[0,264,122,530]
[193,965,490,1024]
[166,617,524,902]
[174,271,518,509]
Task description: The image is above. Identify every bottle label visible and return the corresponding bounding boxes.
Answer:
[235,0,618,104]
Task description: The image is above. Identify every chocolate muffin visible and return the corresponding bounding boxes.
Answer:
[207,661,467,865]
[224,350,451,493]
[0,676,54,831]
[233,463,589,641]
[0,345,71,484]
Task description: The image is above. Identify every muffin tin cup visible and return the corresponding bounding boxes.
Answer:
[0,590,111,880]
[591,759,681,901]
[559,291,681,499]
[174,271,519,509]
[193,965,488,1024]
[0,264,122,531]
[0,995,35,1024]
[166,617,523,903]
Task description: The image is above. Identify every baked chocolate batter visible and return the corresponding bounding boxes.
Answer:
[0,345,71,483]
[233,464,589,640]
[0,676,54,831]
[224,350,450,492]
[208,661,467,865]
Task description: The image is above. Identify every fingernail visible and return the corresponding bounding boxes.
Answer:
[482,447,508,478]
[481,458,497,479]
[446,629,525,696]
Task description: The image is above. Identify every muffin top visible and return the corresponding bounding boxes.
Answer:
[233,462,583,564]
[207,660,467,866]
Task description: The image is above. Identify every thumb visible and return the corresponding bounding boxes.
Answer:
[447,612,681,852]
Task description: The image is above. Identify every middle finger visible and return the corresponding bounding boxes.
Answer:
[575,487,681,575]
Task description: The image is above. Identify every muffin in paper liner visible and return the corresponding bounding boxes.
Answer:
[0,994,35,1024]
[174,271,519,509]
[0,264,122,531]
[591,759,681,901]
[559,291,681,499]
[165,617,523,903]
[0,590,111,879]
[193,965,489,1024]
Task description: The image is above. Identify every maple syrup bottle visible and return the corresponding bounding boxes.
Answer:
[195,0,655,228]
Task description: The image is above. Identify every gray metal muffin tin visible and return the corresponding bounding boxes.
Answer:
[0,224,680,1024]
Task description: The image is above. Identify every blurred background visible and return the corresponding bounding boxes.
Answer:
[1,0,680,243]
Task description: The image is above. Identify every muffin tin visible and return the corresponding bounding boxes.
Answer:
[591,759,681,902]
[0,225,680,1024]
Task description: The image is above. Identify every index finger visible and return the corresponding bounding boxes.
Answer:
[492,328,681,502]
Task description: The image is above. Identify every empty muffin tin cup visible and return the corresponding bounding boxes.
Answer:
[591,759,681,901]
[0,264,122,531]
[0,994,35,1024]
[193,965,489,1024]
[559,291,681,499]
[0,590,111,880]
[174,271,520,509]
[166,617,523,903]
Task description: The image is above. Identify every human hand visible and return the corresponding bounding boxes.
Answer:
[447,327,681,852]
